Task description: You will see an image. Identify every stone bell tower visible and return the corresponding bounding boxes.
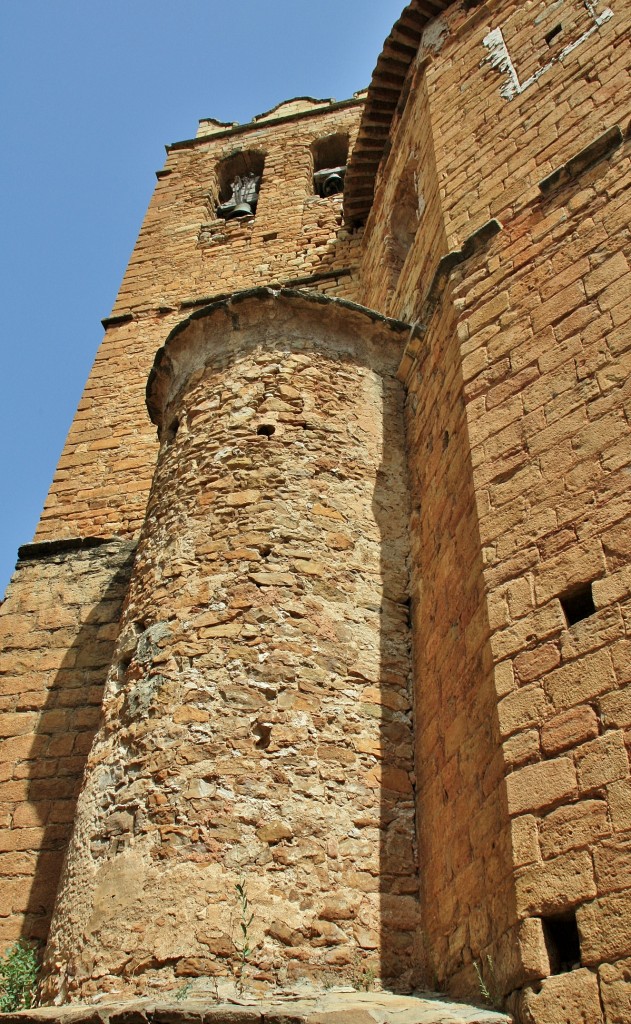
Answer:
[1,2,630,1022]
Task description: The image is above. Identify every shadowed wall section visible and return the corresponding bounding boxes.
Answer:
[0,541,135,946]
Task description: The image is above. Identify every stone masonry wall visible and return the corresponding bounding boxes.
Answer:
[41,294,419,1002]
[0,102,365,970]
[452,131,631,1024]
[0,541,135,946]
[428,0,629,251]
[2,1,630,1019]
[402,292,516,999]
[357,0,631,1017]
[35,101,363,545]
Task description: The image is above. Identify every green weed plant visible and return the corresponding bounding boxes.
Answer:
[0,940,39,1012]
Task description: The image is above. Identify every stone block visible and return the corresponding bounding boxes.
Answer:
[594,837,631,895]
[514,643,560,685]
[510,815,540,867]
[599,956,631,1024]
[518,915,551,982]
[498,683,549,738]
[543,648,616,711]
[585,251,629,298]
[503,728,541,769]
[541,705,599,756]
[505,757,577,816]
[578,892,631,963]
[575,731,629,794]
[600,686,631,729]
[515,849,596,916]
[517,969,603,1024]
[608,779,631,833]
[0,713,38,738]
[539,799,610,859]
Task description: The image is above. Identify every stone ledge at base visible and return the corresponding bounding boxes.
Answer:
[1,992,512,1024]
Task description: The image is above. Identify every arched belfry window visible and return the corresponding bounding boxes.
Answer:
[311,133,349,197]
[216,150,265,220]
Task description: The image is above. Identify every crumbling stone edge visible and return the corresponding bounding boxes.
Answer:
[146,286,419,425]
[0,1005,307,1024]
[168,95,364,153]
[17,537,135,563]
[180,269,358,313]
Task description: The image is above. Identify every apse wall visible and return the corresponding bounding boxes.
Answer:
[41,291,421,1000]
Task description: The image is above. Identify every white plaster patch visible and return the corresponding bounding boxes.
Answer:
[422,16,448,53]
[482,0,614,100]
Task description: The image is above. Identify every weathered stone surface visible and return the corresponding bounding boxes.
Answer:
[0,993,512,1024]
[41,295,416,1000]
[599,956,631,1023]
[1,1,630,1019]
[516,969,603,1024]
[0,540,135,942]
[505,758,577,816]
[515,849,596,915]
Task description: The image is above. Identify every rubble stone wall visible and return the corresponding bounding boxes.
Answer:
[0,541,135,945]
[0,100,365,971]
[41,294,419,1001]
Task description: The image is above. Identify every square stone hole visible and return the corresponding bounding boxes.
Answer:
[559,582,596,627]
[542,910,581,974]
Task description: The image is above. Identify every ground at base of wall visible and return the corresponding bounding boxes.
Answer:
[2,990,511,1024]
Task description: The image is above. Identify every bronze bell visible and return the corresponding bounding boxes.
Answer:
[322,172,344,196]
[228,202,253,219]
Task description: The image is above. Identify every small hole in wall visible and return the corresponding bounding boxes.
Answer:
[542,911,581,974]
[253,723,272,749]
[545,23,563,45]
[559,582,596,627]
[257,423,276,437]
[113,656,132,693]
[165,418,179,443]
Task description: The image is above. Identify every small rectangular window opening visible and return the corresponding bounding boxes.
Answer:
[312,133,349,197]
[545,23,563,45]
[559,582,596,626]
[542,912,581,974]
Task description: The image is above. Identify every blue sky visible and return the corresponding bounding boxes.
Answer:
[0,0,405,598]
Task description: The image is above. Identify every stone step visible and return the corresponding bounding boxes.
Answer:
[2,991,513,1024]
